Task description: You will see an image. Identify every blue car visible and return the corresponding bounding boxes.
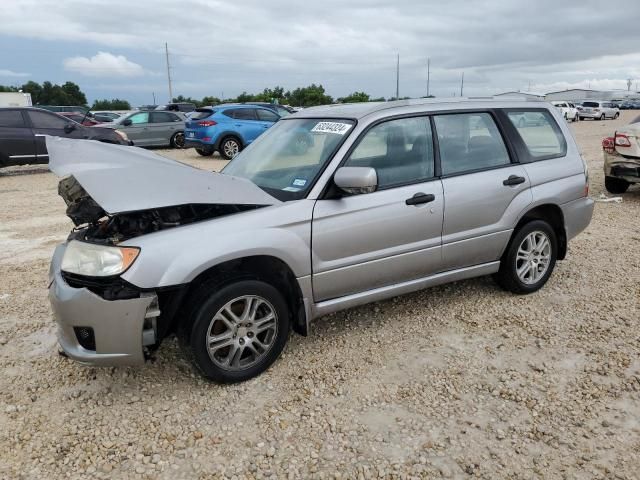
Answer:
[184,104,281,159]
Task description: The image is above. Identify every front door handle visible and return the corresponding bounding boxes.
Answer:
[405,192,435,205]
[503,175,526,186]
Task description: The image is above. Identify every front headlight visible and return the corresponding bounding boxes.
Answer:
[114,129,129,141]
[61,240,140,277]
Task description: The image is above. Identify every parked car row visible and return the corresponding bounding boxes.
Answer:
[576,101,620,121]
[0,107,130,167]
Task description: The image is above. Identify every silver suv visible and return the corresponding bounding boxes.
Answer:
[578,101,620,121]
[47,99,594,382]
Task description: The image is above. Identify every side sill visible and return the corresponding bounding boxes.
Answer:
[311,261,500,319]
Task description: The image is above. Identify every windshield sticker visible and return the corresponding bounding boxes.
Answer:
[311,122,352,135]
[282,186,301,192]
[292,178,307,187]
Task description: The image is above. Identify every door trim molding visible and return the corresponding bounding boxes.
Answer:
[311,261,500,319]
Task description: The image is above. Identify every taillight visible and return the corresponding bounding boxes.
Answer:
[602,137,615,153]
[198,120,217,127]
[614,133,632,147]
[594,108,600,112]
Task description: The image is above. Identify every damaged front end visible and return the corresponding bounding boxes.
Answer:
[58,174,260,245]
[46,135,280,364]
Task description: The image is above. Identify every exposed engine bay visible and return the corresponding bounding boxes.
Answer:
[59,175,261,244]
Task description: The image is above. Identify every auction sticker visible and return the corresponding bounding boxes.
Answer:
[311,122,352,135]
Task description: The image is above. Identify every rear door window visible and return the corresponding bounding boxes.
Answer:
[583,102,599,108]
[27,110,69,129]
[0,110,26,127]
[151,112,180,123]
[434,112,510,175]
[233,109,258,120]
[505,110,566,160]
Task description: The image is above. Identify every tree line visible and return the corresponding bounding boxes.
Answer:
[1,80,425,111]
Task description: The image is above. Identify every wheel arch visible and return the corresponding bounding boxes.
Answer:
[513,204,567,260]
[174,255,308,337]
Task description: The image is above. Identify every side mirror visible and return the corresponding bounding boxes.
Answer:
[334,166,377,195]
[63,123,76,134]
[122,118,132,126]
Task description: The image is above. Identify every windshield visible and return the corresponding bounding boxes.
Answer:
[223,118,355,201]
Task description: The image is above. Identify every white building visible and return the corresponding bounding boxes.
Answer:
[494,91,546,100]
[0,92,32,107]
[545,89,640,102]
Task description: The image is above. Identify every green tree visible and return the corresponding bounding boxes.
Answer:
[370,97,386,102]
[0,85,18,92]
[92,98,131,110]
[172,95,201,106]
[286,84,332,107]
[201,96,221,106]
[16,80,87,106]
[337,91,371,103]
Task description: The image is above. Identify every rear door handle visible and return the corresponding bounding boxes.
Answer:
[405,192,435,205]
[503,175,526,186]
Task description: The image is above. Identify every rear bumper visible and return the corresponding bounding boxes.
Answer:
[48,244,157,366]
[603,151,640,182]
[561,196,594,242]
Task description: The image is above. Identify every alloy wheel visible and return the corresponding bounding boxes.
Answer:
[173,132,185,148]
[223,139,240,158]
[515,231,552,285]
[206,295,278,371]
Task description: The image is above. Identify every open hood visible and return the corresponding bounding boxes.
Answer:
[46,136,280,214]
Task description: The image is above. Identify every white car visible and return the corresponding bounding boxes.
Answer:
[551,101,579,122]
[579,101,620,121]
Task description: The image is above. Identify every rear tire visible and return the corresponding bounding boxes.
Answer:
[614,112,620,119]
[493,220,557,295]
[599,114,605,121]
[573,113,579,122]
[171,131,185,149]
[195,146,214,156]
[219,136,242,160]
[179,279,290,383]
[604,176,629,194]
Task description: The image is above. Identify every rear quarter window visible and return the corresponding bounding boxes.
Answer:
[505,110,567,160]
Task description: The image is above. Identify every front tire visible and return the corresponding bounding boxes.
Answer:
[180,280,290,383]
[219,136,242,160]
[614,112,620,119]
[573,113,579,122]
[494,220,557,294]
[605,176,629,194]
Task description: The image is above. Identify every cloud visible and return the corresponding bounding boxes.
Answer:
[2,0,640,100]
[0,69,30,77]
[63,52,145,77]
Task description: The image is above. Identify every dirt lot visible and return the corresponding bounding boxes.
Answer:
[0,112,638,480]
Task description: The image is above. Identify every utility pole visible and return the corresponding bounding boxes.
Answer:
[165,42,173,102]
[460,71,464,97]
[426,58,431,97]
[395,54,400,100]
[627,78,632,91]
[152,92,156,104]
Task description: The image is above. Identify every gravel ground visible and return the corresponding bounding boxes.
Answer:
[0,113,638,480]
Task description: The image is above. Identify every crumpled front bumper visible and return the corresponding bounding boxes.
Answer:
[48,243,157,366]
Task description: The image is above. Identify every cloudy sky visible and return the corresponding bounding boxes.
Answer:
[1,0,640,105]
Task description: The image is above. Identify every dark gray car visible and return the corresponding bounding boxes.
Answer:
[104,110,186,148]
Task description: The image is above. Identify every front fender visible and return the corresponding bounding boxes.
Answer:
[120,201,313,289]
